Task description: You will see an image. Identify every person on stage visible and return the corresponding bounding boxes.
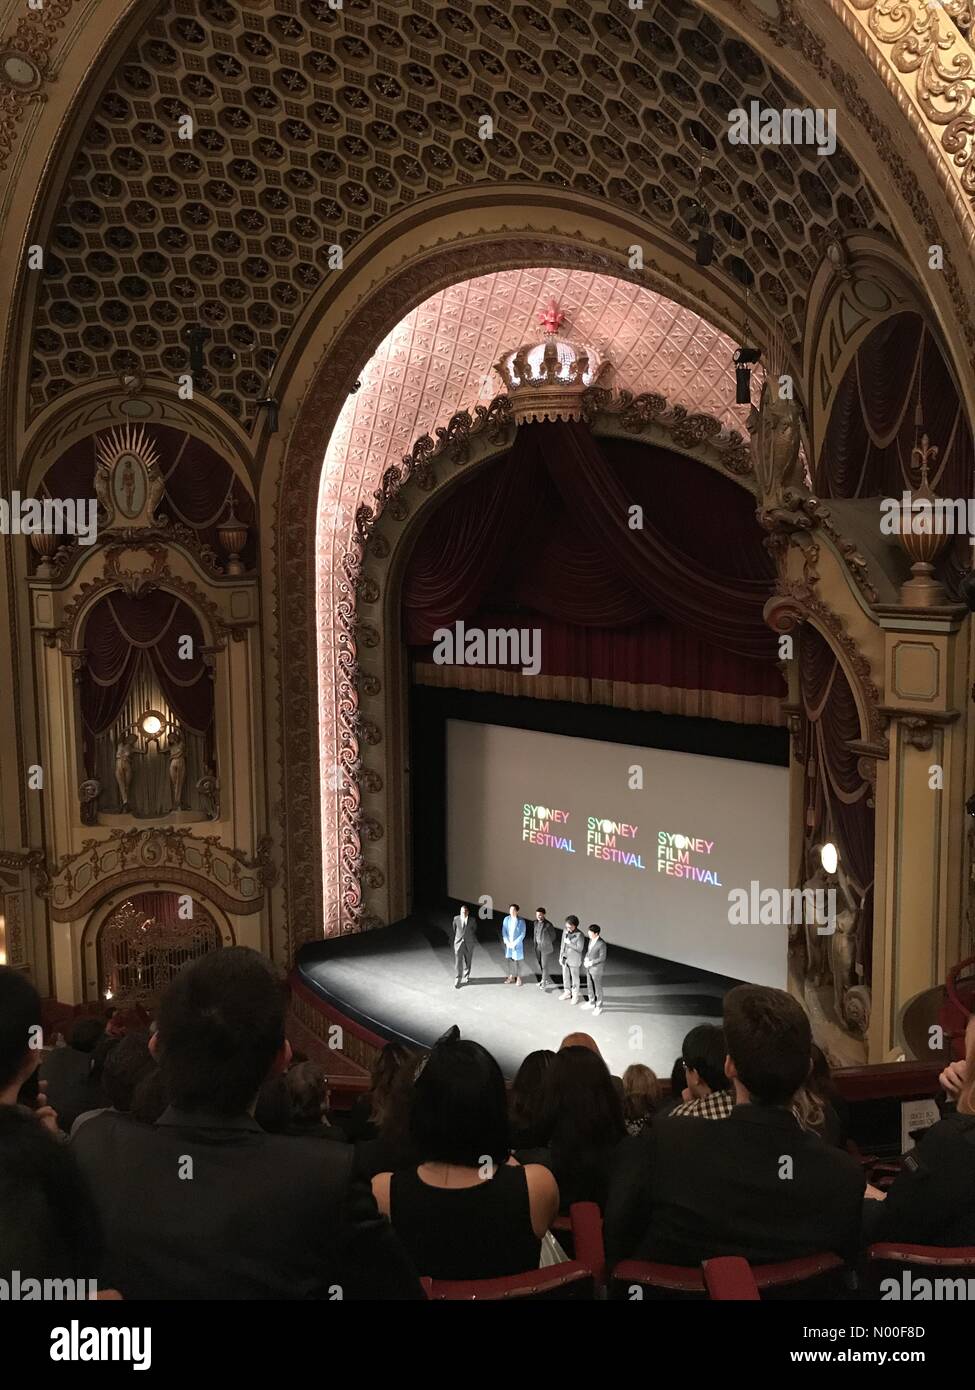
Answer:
[559,915,586,1004]
[452,903,477,990]
[502,903,528,986]
[532,907,557,991]
[582,924,607,1017]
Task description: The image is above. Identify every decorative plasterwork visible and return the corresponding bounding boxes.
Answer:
[0,0,77,173]
[34,827,276,921]
[764,582,886,749]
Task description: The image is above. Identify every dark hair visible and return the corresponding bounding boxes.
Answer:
[537,1046,626,1156]
[565,915,579,927]
[70,1016,107,1054]
[101,1030,153,1112]
[155,946,286,1115]
[411,1039,509,1167]
[369,1042,416,1129]
[0,968,41,1093]
[509,903,519,913]
[0,1106,102,1282]
[129,1066,167,1125]
[509,1049,555,1145]
[669,1055,686,1099]
[535,907,546,916]
[588,924,601,934]
[284,1060,327,1127]
[723,984,811,1105]
[681,1024,728,1094]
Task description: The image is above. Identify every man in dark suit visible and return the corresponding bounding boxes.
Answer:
[71,947,422,1300]
[452,903,477,988]
[532,907,557,991]
[39,1016,107,1133]
[604,983,865,1270]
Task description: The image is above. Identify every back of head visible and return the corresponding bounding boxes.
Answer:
[510,1049,555,1139]
[622,1063,661,1122]
[101,1030,153,1112]
[70,1016,107,1054]
[723,983,811,1106]
[681,1023,728,1094]
[284,1060,327,1126]
[156,946,286,1116]
[0,1107,101,1282]
[559,1031,601,1055]
[0,967,41,1094]
[539,1046,625,1152]
[411,1039,508,1167]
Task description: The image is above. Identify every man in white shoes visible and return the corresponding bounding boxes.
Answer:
[559,915,586,1003]
[582,924,607,1016]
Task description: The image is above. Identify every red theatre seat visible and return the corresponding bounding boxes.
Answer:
[611,1252,848,1300]
[866,1242,975,1295]
[703,1257,760,1301]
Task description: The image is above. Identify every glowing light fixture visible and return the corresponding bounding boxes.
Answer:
[140,711,163,738]
[820,842,839,875]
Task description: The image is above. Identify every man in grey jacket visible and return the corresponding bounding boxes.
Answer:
[582,924,607,1016]
[532,907,558,991]
[559,915,586,1004]
[452,904,477,988]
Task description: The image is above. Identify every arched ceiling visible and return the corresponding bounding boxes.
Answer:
[28,0,899,428]
[318,265,755,535]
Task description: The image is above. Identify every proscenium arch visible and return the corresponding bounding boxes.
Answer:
[331,391,771,944]
[275,221,782,947]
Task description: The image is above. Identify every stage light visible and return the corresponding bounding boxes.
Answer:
[820,842,839,875]
[104,989,114,1001]
[140,711,163,737]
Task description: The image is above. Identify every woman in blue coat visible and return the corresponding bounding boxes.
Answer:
[502,904,527,987]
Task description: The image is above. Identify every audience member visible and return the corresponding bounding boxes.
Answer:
[622,1064,661,1136]
[0,967,57,1135]
[40,1014,107,1134]
[71,947,423,1299]
[354,1045,421,1179]
[604,984,866,1269]
[509,1049,555,1149]
[666,1024,733,1120]
[129,1066,167,1126]
[342,1041,413,1143]
[0,1105,102,1288]
[71,1030,154,1136]
[873,1014,975,1246]
[521,1045,626,1210]
[283,1061,347,1141]
[373,1038,557,1279]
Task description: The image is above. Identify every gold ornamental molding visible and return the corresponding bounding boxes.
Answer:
[581,388,753,479]
[0,0,77,173]
[34,827,277,922]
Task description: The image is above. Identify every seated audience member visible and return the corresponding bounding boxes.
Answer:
[355,1045,422,1180]
[373,1038,557,1280]
[874,1014,975,1247]
[254,1072,293,1134]
[666,1024,734,1120]
[560,1031,625,1099]
[342,1041,414,1143]
[0,967,57,1135]
[509,1049,556,1148]
[622,1064,661,1136]
[129,1066,167,1126]
[283,1061,348,1141]
[792,1047,848,1148]
[604,984,866,1269]
[71,946,423,1299]
[521,1045,626,1211]
[71,1030,154,1136]
[0,1106,102,1289]
[40,1014,107,1134]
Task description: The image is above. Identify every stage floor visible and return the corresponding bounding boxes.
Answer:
[297,913,739,1078]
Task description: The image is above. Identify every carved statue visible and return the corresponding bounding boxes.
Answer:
[748,372,808,528]
[800,863,831,988]
[196,764,220,820]
[830,905,859,1024]
[114,734,140,812]
[168,729,186,811]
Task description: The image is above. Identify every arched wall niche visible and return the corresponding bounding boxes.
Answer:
[309,389,768,949]
[79,882,236,1007]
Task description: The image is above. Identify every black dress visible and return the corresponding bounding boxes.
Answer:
[388,1163,541,1279]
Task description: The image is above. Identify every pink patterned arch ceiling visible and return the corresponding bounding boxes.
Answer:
[315,267,753,933]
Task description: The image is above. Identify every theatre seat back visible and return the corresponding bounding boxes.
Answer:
[421,1264,595,1300]
[866,1242,975,1296]
[611,1252,848,1301]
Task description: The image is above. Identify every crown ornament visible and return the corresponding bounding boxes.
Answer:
[493,299,609,424]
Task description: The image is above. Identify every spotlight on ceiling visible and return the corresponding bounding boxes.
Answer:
[733,345,761,406]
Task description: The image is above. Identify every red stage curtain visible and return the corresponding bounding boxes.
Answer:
[80,591,211,735]
[403,421,777,667]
